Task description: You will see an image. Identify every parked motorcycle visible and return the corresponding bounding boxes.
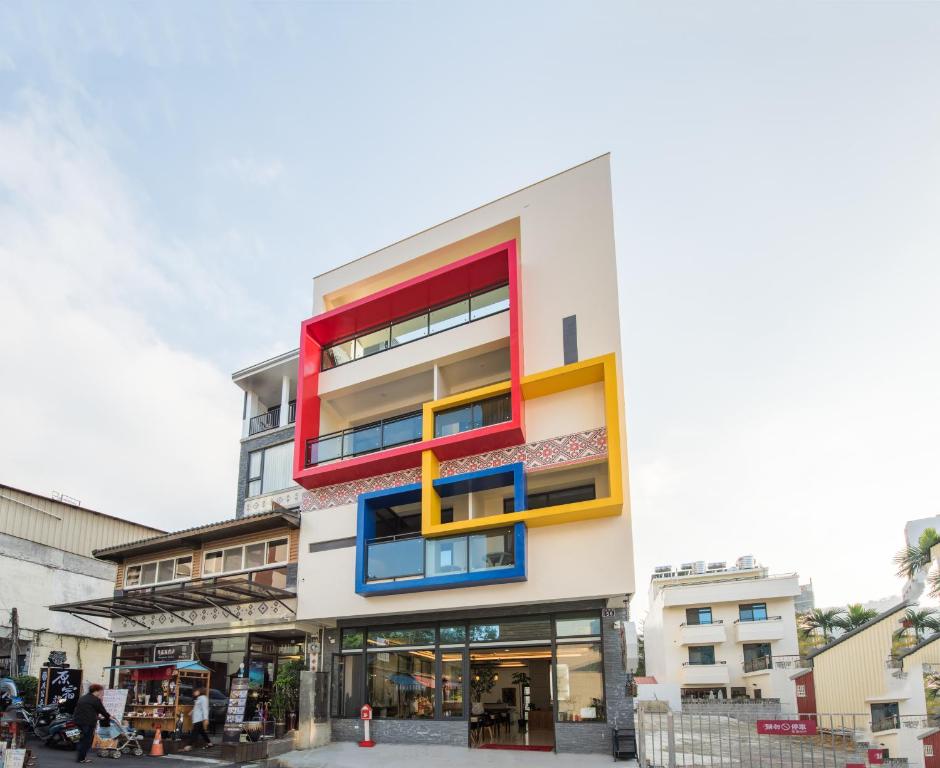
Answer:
[18,697,81,748]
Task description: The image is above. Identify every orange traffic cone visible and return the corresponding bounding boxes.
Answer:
[150,727,165,757]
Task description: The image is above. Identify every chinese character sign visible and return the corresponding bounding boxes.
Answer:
[756,719,819,736]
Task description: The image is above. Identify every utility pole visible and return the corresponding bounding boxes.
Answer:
[9,608,19,676]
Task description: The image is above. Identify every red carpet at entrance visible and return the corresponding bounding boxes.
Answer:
[478,744,554,751]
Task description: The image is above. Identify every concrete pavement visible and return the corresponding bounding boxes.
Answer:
[275,742,637,768]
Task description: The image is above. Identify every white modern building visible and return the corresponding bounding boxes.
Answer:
[0,483,160,685]
[644,557,802,708]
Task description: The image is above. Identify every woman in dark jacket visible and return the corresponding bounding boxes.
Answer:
[73,684,111,763]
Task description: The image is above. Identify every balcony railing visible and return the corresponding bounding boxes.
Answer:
[248,401,296,436]
[734,615,782,623]
[249,408,280,435]
[320,283,510,371]
[680,619,724,627]
[366,527,515,583]
[434,392,511,438]
[305,410,423,467]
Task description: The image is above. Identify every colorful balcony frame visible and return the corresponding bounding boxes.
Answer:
[294,240,523,489]
[422,352,623,536]
[354,464,528,595]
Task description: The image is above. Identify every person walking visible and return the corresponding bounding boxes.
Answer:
[73,683,111,764]
[191,688,212,749]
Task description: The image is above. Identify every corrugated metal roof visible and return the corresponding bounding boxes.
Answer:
[92,510,300,561]
[0,483,163,560]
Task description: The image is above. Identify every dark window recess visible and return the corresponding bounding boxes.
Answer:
[685,607,713,626]
[503,482,596,513]
[373,508,421,539]
[687,646,716,665]
[739,603,768,622]
[441,507,454,524]
[563,315,578,365]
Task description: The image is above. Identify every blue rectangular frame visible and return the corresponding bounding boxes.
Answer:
[355,463,528,596]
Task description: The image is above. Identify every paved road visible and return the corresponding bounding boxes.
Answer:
[23,736,234,768]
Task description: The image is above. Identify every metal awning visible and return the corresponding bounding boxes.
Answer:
[103,661,210,672]
[48,571,296,630]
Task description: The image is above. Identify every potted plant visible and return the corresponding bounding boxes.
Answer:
[271,661,302,738]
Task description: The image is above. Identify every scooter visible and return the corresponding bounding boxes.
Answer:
[44,714,81,749]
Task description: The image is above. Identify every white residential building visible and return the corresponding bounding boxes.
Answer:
[644,557,803,708]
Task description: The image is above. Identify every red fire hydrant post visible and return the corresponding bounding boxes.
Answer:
[358,704,374,747]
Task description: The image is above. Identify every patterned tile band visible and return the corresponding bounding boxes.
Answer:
[300,427,607,512]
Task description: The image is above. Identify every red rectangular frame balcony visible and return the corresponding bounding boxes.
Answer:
[293,240,523,489]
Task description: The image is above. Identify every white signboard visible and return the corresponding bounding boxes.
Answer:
[3,749,26,768]
[103,688,129,721]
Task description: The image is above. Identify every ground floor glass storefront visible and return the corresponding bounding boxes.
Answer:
[112,631,306,722]
[331,611,605,731]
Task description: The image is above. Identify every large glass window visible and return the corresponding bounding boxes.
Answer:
[439,625,466,645]
[367,650,436,719]
[685,607,713,626]
[739,603,768,622]
[197,636,247,695]
[247,442,294,497]
[331,653,365,718]
[468,528,514,571]
[688,646,716,665]
[124,555,192,588]
[440,651,465,718]
[203,538,289,576]
[341,629,364,651]
[556,614,601,637]
[871,702,900,732]
[556,642,605,722]
[368,628,435,648]
[469,618,551,644]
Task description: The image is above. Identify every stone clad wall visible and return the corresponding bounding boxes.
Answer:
[331,718,468,746]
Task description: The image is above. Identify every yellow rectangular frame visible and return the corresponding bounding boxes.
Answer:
[421,352,623,536]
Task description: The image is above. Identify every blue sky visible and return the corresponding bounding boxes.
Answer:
[1,1,939,616]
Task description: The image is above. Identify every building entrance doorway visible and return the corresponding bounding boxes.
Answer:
[468,645,554,750]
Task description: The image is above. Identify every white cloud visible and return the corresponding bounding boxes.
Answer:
[0,94,241,529]
[0,51,14,71]
[226,156,284,187]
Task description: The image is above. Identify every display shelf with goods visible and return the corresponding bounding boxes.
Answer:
[105,661,210,736]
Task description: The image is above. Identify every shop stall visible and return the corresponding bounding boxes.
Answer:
[106,660,210,735]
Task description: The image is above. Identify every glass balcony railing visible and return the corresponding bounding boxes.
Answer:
[320,283,510,371]
[434,392,511,438]
[305,409,423,467]
[366,528,515,583]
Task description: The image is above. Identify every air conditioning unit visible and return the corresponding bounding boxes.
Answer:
[707,561,727,571]
[693,561,706,575]
[654,565,673,574]
[736,555,756,570]
[680,562,695,571]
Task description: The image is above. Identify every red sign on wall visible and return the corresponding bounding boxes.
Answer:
[756,720,818,736]
[868,748,886,765]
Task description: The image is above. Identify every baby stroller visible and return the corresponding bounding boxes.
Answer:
[96,718,145,759]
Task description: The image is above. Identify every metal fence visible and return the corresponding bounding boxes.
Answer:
[636,709,873,767]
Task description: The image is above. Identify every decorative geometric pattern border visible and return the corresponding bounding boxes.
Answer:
[115,599,296,630]
[300,428,607,511]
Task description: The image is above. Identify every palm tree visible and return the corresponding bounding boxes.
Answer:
[799,608,845,643]
[833,604,878,632]
[894,528,940,581]
[894,607,940,644]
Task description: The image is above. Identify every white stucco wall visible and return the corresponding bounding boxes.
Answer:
[0,532,117,686]
[645,573,801,703]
